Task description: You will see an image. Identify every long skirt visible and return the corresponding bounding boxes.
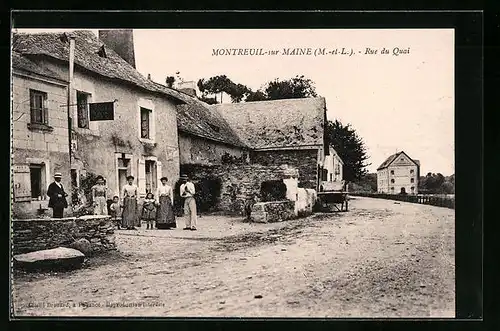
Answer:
[122,197,138,228]
[156,195,176,229]
[94,196,108,215]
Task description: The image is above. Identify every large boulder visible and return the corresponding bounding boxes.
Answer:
[68,238,92,256]
[13,247,85,271]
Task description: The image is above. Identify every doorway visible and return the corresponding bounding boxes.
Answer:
[117,156,131,195]
[400,187,406,195]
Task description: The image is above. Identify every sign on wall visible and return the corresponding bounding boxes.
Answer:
[89,102,115,121]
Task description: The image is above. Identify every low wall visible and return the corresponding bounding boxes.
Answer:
[180,163,299,215]
[250,200,296,223]
[351,192,455,209]
[295,188,317,217]
[12,215,116,255]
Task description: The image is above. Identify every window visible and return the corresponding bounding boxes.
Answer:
[145,160,157,193]
[140,107,151,139]
[391,179,395,184]
[411,178,415,183]
[29,164,43,199]
[330,173,333,181]
[77,91,90,128]
[411,186,415,193]
[30,90,48,124]
[410,169,414,174]
[390,170,394,175]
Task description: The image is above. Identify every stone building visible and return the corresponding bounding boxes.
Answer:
[11,51,71,218]
[12,31,189,202]
[377,151,420,194]
[213,97,330,190]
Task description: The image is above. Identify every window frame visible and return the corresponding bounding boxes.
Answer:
[29,163,44,200]
[29,89,48,125]
[76,91,90,129]
[140,107,151,139]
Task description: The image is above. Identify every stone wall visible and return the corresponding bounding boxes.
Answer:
[12,215,116,255]
[250,201,296,223]
[178,133,246,166]
[251,149,319,189]
[180,163,299,215]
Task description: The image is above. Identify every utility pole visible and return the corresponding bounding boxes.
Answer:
[67,34,75,175]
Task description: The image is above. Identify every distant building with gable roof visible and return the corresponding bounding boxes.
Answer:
[377,151,420,194]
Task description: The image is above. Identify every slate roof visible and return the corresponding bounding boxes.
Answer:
[377,151,419,170]
[12,31,187,104]
[160,84,245,147]
[212,97,326,150]
[12,51,65,81]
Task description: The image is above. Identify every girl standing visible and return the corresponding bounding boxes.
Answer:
[92,175,108,215]
[121,175,138,230]
[155,177,176,229]
[142,192,156,229]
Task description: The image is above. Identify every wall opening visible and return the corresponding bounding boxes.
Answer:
[260,180,287,202]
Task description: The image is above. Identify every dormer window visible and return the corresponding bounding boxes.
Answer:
[209,123,220,132]
[97,45,107,58]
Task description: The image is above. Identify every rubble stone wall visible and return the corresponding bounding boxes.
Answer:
[12,215,116,255]
[250,201,296,223]
[250,149,319,190]
[180,163,299,215]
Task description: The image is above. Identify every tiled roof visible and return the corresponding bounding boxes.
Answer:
[12,31,187,104]
[174,94,246,147]
[212,97,326,150]
[377,151,419,170]
[12,51,65,81]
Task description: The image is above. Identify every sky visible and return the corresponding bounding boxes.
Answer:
[15,28,455,176]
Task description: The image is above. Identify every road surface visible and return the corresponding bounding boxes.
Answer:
[12,196,455,318]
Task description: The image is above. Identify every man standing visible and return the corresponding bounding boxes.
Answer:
[47,172,68,218]
[179,174,197,231]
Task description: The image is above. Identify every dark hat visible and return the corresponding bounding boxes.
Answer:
[126,175,135,180]
[160,176,168,181]
[179,174,189,180]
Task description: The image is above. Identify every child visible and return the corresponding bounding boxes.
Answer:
[142,192,156,229]
[109,196,122,229]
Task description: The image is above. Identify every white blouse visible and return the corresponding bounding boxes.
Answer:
[156,184,173,204]
[121,184,138,199]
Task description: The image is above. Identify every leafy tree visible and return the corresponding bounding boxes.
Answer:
[326,120,370,182]
[166,76,175,88]
[245,90,268,102]
[265,75,318,100]
[197,75,233,103]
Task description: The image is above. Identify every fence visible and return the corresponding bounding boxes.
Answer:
[351,192,455,209]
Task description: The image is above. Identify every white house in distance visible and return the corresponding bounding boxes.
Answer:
[377,151,420,195]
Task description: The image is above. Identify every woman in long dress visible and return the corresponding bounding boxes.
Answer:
[92,175,108,215]
[155,177,176,229]
[121,175,138,230]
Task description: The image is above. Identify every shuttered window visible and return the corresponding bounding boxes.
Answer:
[30,90,48,124]
[140,107,151,139]
[12,164,32,202]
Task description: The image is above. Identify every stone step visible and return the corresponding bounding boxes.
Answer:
[13,247,85,271]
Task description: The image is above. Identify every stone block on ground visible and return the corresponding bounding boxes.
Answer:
[68,238,92,256]
[251,201,295,223]
[13,247,85,271]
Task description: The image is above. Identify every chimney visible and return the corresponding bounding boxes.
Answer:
[177,81,197,97]
[98,29,136,68]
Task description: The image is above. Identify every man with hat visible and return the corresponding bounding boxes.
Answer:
[179,174,197,230]
[47,172,68,218]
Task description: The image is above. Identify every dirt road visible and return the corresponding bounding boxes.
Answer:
[12,197,455,318]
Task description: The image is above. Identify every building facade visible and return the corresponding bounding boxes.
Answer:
[11,51,72,218]
[377,151,420,194]
[13,31,188,205]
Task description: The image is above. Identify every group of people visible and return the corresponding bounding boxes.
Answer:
[47,173,198,231]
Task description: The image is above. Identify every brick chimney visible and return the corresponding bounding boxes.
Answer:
[177,81,197,97]
[98,30,136,68]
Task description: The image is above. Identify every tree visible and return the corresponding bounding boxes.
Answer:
[197,75,233,103]
[265,75,318,100]
[166,76,175,88]
[245,90,268,102]
[326,120,370,182]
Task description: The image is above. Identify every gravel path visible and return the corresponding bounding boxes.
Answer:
[11,197,455,318]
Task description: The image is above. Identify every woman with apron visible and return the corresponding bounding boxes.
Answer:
[121,175,138,230]
[155,177,176,229]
